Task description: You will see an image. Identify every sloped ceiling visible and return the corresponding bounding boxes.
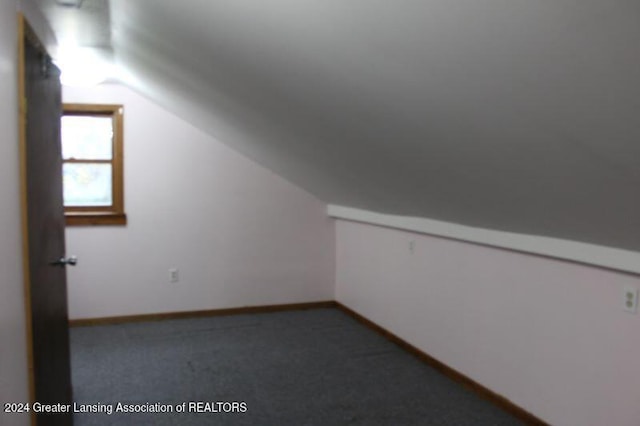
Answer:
[44,1,640,251]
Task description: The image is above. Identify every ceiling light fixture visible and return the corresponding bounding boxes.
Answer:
[55,0,84,8]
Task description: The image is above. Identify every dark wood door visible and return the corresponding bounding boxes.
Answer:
[21,19,73,426]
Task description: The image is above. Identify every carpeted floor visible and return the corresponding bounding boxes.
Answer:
[70,308,523,425]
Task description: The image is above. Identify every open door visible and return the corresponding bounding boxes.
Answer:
[18,15,74,426]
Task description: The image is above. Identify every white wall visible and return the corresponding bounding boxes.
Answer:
[64,84,335,320]
[336,219,640,426]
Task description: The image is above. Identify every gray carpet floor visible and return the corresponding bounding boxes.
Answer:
[70,308,523,425]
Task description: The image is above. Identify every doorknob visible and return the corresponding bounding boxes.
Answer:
[50,256,78,267]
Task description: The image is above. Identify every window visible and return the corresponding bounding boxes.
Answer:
[62,103,126,226]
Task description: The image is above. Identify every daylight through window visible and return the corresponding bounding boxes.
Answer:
[62,104,126,226]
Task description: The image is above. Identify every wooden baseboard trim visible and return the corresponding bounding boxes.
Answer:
[69,301,338,327]
[335,302,549,426]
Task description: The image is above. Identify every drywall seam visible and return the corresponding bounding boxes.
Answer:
[328,205,640,275]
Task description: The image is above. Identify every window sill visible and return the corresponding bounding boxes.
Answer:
[65,212,127,227]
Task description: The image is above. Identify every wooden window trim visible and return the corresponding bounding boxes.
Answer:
[62,103,126,226]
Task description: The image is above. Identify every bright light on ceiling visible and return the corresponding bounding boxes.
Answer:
[56,47,114,87]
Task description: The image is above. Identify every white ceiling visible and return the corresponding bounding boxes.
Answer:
[39,0,640,251]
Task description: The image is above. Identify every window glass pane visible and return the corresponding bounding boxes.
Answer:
[63,163,113,207]
[61,116,113,160]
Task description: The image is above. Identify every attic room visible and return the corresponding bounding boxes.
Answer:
[0,0,639,425]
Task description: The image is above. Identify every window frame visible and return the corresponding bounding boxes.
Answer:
[62,103,126,226]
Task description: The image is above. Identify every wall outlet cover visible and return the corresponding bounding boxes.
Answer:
[623,286,638,314]
[169,268,179,283]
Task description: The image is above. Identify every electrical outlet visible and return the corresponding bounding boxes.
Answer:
[623,286,638,314]
[169,268,179,283]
